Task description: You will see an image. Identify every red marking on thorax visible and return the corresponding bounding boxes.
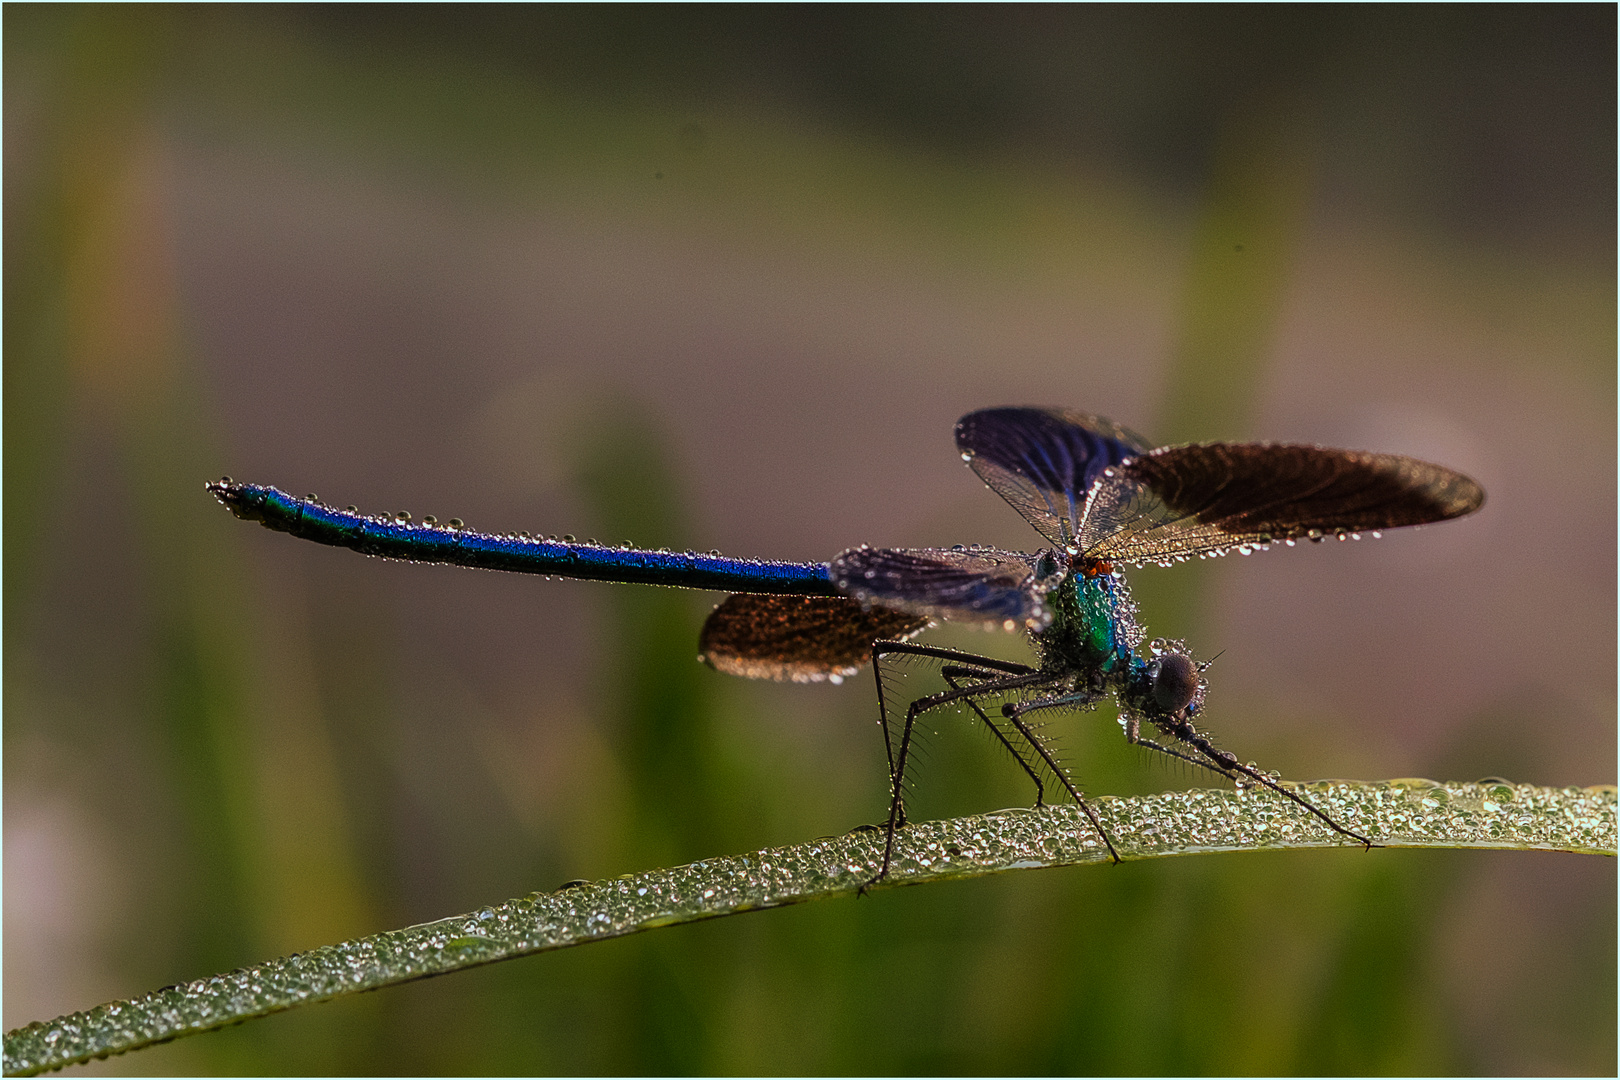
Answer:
[1078,557,1113,577]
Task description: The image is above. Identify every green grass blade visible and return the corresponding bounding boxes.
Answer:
[5,779,1613,1076]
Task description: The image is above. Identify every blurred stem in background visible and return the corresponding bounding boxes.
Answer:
[574,406,719,868]
[572,406,727,1072]
[1158,96,1317,445]
[5,0,252,1024]
[2,6,168,657]
[1290,859,1449,1074]
[4,8,377,1070]
[1057,91,1463,1075]
[1112,90,1465,1076]
[1138,94,1317,644]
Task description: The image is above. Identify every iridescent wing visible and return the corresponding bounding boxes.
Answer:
[829,545,1058,630]
[699,594,929,683]
[954,407,1154,551]
[1078,442,1485,564]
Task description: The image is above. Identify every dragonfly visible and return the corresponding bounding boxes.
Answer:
[208,406,1484,882]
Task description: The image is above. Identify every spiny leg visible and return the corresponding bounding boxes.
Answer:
[868,641,1035,829]
[940,665,1049,807]
[1143,714,1375,848]
[1121,711,1238,779]
[871,665,1060,886]
[1002,694,1120,863]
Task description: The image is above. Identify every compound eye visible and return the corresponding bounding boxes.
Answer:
[1150,653,1199,713]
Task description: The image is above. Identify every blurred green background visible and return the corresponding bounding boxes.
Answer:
[5,5,1614,1074]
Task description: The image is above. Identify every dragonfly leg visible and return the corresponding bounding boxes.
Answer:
[1124,717,1235,778]
[1151,716,1376,849]
[1002,695,1119,863]
[939,666,1048,807]
[867,641,1034,829]
[862,651,1052,889]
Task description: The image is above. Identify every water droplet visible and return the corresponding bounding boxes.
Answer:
[346,505,359,513]
[448,518,464,529]
[423,515,437,525]
[1370,530,1383,539]
[306,493,319,502]
[396,511,411,523]
[960,452,973,462]
[562,534,576,542]
[220,475,234,484]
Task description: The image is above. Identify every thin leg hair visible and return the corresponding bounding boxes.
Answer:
[865,641,1121,885]
[1130,712,1375,848]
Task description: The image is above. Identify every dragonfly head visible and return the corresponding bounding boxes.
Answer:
[1150,653,1200,714]
[1126,639,1207,722]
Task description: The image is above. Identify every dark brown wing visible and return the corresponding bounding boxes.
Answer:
[1078,442,1485,563]
[699,594,930,683]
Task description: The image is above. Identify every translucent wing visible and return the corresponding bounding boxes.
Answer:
[1078,442,1486,563]
[954,407,1154,550]
[699,594,930,683]
[829,545,1058,630]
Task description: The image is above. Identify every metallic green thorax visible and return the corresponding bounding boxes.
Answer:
[1032,559,1142,680]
